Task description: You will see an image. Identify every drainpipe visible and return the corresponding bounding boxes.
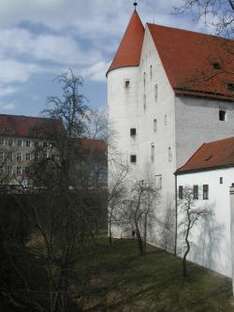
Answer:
[230,183,234,296]
[174,172,178,256]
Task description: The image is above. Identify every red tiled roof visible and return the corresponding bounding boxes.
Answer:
[148,24,234,101]
[79,138,106,153]
[176,137,234,174]
[0,114,64,139]
[107,10,145,74]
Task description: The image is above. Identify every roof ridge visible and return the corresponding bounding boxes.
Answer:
[0,113,60,121]
[147,23,233,42]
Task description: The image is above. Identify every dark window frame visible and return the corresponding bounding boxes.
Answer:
[203,184,209,200]
[219,110,226,121]
[130,128,136,136]
[130,154,137,163]
[193,185,199,200]
[178,186,183,199]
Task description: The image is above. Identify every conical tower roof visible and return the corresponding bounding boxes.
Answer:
[107,10,145,74]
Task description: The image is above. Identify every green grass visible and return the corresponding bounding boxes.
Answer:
[75,238,234,312]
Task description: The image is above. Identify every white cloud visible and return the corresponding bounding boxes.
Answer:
[83,61,110,81]
[0,85,18,97]
[0,28,102,66]
[0,59,40,83]
[0,102,16,111]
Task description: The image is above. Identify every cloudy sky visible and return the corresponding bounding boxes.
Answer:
[0,0,214,116]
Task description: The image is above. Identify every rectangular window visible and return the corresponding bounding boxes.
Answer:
[7,152,13,162]
[26,140,31,147]
[7,166,12,175]
[219,110,226,121]
[17,139,22,146]
[220,177,223,184]
[143,72,146,88]
[0,152,4,162]
[150,65,153,79]
[130,128,136,136]
[16,153,22,162]
[16,166,22,176]
[26,153,31,161]
[124,79,130,88]
[151,143,155,162]
[203,184,209,200]
[178,186,183,199]
[0,138,4,145]
[144,94,146,111]
[193,185,198,200]
[8,138,13,146]
[153,119,157,132]
[154,84,158,102]
[130,154,137,163]
[155,175,162,189]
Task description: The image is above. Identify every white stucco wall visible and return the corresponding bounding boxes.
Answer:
[177,168,234,277]
[175,96,234,168]
[107,25,177,246]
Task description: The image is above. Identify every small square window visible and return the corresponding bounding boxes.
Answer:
[213,62,221,70]
[220,177,223,184]
[219,110,226,121]
[130,128,136,136]
[125,79,130,88]
[130,154,136,163]
[178,186,183,199]
[227,83,234,92]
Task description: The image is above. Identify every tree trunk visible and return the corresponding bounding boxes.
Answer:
[183,225,190,277]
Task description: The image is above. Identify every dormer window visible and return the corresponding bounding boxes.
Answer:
[125,79,130,88]
[219,110,226,121]
[227,83,234,92]
[212,62,221,70]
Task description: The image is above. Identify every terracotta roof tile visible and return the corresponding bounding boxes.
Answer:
[107,10,145,74]
[176,136,234,174]
[0,114,64,139]
[148,24,234,101]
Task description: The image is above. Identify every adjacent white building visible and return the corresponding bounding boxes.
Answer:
[176,137,234,277]
[107,8,234,263]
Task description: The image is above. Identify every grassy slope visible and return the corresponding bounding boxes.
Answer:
[76,239,234,312]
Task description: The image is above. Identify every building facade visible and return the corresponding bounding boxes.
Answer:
[107,9,234,247]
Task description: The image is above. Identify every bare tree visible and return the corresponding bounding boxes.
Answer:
[174,0,234,37]
[123,179,159,256]
[107,160,128,246]
[179,187,210,277]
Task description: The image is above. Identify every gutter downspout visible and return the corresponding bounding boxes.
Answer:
[174,172,178,256]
